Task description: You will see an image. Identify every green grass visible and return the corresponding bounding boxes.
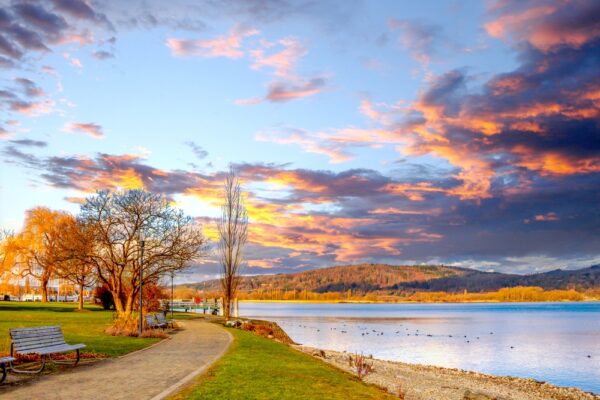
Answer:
[171,328,396,400]
[0,302,160,357]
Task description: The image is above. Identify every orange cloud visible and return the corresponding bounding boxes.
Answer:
[513,146,600,176]
[485,2,600,52]
[534,212,559,222]
[369,207,441,216]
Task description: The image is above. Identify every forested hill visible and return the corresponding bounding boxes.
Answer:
[192,264,600,294]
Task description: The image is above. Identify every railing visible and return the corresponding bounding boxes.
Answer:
[160,298,239,317]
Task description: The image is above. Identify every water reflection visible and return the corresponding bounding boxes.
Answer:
[240,302,600,394]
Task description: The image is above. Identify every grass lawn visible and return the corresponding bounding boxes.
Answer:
[0,301,160,357]
[170,328,396,400]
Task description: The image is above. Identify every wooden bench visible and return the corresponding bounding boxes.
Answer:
[146,314,166,329]
[0,356,15,383]
[9,326,86,373]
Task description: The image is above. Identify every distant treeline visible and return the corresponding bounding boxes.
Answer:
[194,286,598,303]
[192,264,600,295]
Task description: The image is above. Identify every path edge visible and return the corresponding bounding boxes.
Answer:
[149,325,234,400]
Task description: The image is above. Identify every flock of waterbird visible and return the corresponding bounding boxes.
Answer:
[291,322,592,358]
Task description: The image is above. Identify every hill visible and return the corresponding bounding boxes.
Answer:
[191,264,600,295]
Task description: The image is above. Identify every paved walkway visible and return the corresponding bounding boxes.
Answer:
[2,320,232,400]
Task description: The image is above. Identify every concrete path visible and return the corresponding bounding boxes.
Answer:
[2,320,232,400]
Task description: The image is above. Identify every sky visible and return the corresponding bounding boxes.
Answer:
[0,0,599,282]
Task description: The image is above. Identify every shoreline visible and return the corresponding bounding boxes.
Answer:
[294,345,599,400]
[239,299,600,304]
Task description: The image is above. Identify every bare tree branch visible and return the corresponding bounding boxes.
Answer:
[218,166,248,319]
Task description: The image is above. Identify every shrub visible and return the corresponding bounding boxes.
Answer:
[94,285,114,310]
[105,318,139,337]
[348,352,374,379]
[140,329,168,339]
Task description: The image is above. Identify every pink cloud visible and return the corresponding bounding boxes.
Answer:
[64,122,104,139]
[166,24,258,59]
[250,38,307,78]
[485,1,600,52]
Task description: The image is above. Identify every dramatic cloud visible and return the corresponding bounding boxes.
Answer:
[485,0,600,51]
[1,0,599,276]
[350,0,600,202]
[64,122,104,138]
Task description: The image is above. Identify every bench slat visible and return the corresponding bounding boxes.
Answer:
[14,342,67,350]
[10,326,61,333]
[14,336,66,344]
[11,328,62,336]
[12,333,65,342]
[19,344,86,355]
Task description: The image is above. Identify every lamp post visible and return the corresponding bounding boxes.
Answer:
[170,271,175,320]
[138,232,145,337]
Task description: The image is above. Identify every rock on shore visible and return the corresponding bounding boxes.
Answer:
[294,345,599,400]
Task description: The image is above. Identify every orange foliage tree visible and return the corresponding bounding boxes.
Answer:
[54,219,97,310]
[4,208,73,302]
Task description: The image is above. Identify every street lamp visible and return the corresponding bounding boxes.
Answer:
[170,271,175,320]
[138,231,145,337]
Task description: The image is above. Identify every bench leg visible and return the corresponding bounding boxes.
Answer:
[9,355,46,374]
[74,349,80,366]
[49,349,80,367]
[0,363,7,383]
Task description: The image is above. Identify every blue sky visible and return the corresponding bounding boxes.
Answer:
[1,0,599,282]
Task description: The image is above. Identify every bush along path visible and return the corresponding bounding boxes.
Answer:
[1,320,232,400]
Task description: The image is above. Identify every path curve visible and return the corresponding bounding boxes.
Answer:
[3,320,232,400]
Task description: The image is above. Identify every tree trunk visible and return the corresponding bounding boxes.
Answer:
[113,292,127,317]
[223,296,231,319]
[41,281,48,302]
[78,282,84,311]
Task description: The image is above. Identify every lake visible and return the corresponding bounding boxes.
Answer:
[239,301,600,394]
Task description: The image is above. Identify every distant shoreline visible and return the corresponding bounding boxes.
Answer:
[238,299,598,304]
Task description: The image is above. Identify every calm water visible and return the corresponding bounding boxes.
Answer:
[239,301,600,394]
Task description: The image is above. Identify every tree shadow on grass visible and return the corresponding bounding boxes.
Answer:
[0,303,105,313]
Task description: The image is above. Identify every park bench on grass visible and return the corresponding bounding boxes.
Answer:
[156,311,174,328]
[9,326,86,374]
[146,314,167,329]
[0,356,16,383]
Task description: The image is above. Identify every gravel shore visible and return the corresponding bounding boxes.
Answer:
[295,345,600,400]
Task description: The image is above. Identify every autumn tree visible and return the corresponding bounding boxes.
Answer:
[55,219,97,310]
[79,189,206,326]
[0,229,16,278]
[217,167,248,320]
[6,208,73,302]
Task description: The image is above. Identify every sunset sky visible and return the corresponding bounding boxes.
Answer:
[1,0,599,281]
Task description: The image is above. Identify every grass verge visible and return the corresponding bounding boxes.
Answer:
[0,301,160,357]
[170,327,396,400]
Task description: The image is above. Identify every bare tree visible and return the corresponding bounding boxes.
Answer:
[218,167,248,320]
[79,189,206,325]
